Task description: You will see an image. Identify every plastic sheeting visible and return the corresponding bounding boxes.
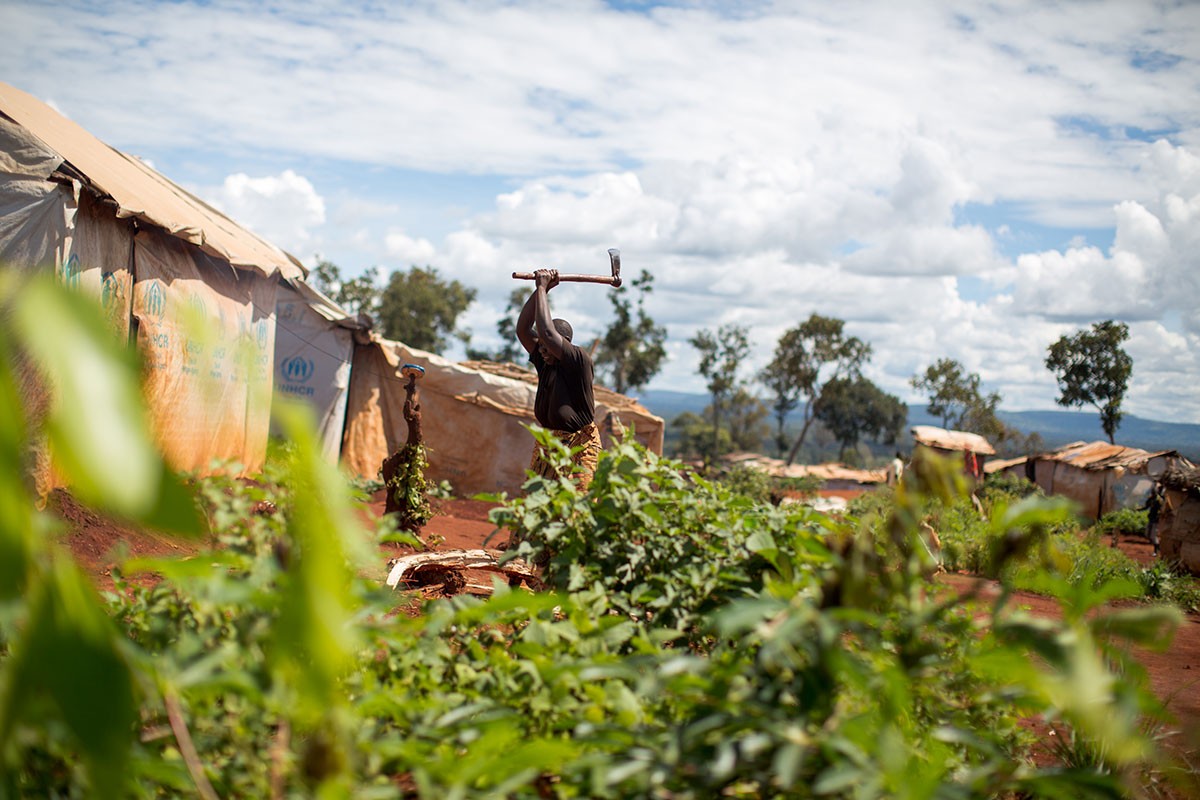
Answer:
[273,280,355,462]
[341,340,537,494]
[0,114,74,273]
[132,230,277,475]
[0,81,305,281]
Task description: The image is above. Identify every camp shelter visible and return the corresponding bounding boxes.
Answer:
[983,455,1033,481]
[722,452,885,490]
[340,345,664,496]
[1158,463,1200,575]
[911,425,995,480]
[1,81,304,491]
[1024,440,1186,521]
[273,279,371,462]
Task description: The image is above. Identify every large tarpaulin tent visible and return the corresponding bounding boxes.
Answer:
[2,80,665,498]
[340,343,665,496]
[1,81,302,490]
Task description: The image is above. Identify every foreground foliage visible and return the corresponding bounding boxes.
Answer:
[0,276,1193,798]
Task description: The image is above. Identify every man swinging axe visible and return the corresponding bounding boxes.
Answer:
[514,248,622,490]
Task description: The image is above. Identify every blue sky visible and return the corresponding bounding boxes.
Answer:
[4,0,1200,425]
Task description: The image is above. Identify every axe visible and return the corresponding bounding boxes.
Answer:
[513,248,622,288]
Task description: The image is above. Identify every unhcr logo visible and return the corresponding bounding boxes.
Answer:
[101,272,124,312]
[61,254,82,289]
[144,282,166,319]
[281,356,314,383]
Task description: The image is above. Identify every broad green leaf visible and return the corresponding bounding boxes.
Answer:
[14,276,158,515]
[11,276,202,536]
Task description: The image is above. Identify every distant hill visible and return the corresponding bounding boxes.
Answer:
[637,389,1200,461]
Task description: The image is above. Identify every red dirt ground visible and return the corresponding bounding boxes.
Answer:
[53,488,1200,793]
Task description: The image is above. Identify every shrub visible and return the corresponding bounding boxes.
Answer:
[1091,506,1149,541]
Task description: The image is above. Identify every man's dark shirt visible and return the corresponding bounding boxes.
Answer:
[530,343,595,432]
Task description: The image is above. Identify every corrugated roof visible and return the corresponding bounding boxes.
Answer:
[1036,440,1177,471]
[983,455,1027,473]
[911,425,996,455]
[0,81,305,281]
[721,453,885,483]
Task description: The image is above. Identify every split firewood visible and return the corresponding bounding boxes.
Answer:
[385,549,538,590]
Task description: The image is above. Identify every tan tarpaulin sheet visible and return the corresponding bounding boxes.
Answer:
[0,81,305,281]
[273,280,356,462]
[1,128,137,497]
[341,339,666,496]
[133,230,277,475]
[69,190,135,339]
[4,94,285,484]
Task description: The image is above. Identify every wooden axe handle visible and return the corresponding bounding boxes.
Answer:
[511,272,619,285]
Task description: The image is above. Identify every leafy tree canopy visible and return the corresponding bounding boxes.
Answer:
[814,376,907,463]
[376,266,477,354]
[596,270,667,395]
[465,289,528,365]
[690,324,750,463]
[910,358,999,432]
[308,259,382,317]
[723,387,771,454]
[668,410,732,463]
[759,314,871,464]
[911,358,1046,456]
[1045,320,1133,444]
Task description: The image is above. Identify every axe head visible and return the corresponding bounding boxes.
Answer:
[608,248,622,288]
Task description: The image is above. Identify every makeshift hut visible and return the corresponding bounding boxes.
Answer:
[0,81,304,493]
[722,453,885,490]
[1023,441,1186,521]
[910,425,995,480]
[339,345,664,497]
[983,455,1035,483]
[1157,463,1200,575]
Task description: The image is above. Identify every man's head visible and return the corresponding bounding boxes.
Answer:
[536,318,573,363]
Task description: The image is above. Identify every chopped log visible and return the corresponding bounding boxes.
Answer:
[385,549,538,590]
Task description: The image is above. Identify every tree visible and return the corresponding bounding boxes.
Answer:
[911,358,1044,457]
[308,259,381,317]
[669,411,731,463]
[465,289,527,364]
[690,324,750,463]
[910,358,1000,432]
[1045,320,1133,444]
[595,270,667,395]
[376,266,477,353]
[759,314,871,465]
[724,388,770,453]
[813,377,907,463]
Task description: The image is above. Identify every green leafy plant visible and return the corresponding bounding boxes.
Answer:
[385,442,434,532]
[1092,506,1150,542]
[1,275,1192,799]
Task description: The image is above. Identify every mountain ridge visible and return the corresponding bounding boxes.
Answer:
[635,389,1200,461]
